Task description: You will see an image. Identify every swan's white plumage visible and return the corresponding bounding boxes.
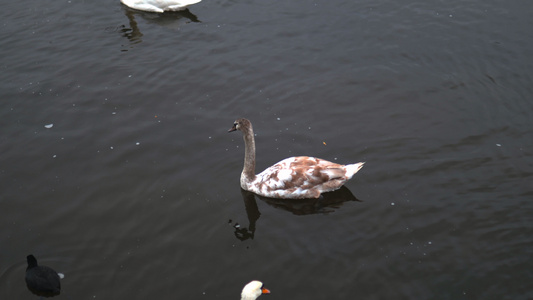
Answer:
[241,281,270,300]
[229,118,365,199]
[120,0,201,12]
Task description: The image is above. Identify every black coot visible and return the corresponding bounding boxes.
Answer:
[25,254,61,297]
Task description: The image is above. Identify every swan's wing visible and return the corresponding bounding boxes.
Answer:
[256,156,347,191]
[166,0,202,10]
[121,0,165,12]
[121,0,201,11]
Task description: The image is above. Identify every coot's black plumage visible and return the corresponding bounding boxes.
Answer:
[25,255,61,297]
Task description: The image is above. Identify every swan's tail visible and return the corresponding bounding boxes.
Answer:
[345,162,365,178]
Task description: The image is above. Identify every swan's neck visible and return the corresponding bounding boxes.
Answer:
[242,128,256,181]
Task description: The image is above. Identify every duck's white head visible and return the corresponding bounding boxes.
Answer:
[241,280,270,300]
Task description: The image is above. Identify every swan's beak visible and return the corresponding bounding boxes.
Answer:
[261,288,271,294]
[228,125,237,132]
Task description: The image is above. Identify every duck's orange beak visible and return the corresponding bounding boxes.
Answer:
[261,287,271,294]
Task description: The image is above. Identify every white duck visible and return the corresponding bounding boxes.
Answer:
[120,0,201,13]
[241,280,270,300]
[229,118,365,199]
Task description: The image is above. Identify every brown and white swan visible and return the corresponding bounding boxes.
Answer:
[229,118,364,199]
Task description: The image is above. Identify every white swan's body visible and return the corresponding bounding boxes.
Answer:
[241,281,270,300]
[229,118,364,199]
[120,0,201,12]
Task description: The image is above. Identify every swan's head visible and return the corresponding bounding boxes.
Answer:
[241,280,270,300]
[228,118,252,133]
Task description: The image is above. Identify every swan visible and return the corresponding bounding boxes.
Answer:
[120,0,202,13]
[25,255,62,297]
[241,280,270,300]
[229,118,364,199]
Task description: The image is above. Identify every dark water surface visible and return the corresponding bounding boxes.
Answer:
[1,0,532,299]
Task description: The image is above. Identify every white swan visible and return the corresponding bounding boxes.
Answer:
[229,118,365,199]
[120,0,201,13]
[241,281,270,300]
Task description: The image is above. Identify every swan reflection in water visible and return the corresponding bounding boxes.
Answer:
[118,6,200,46]
[231,186,361,241]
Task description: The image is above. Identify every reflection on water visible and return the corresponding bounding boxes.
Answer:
[231,189,261,241]
[257,185,361,215]
[119,7,200,47]
[232,187,361,241]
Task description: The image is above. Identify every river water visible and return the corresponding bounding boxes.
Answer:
[1,0,532,299]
